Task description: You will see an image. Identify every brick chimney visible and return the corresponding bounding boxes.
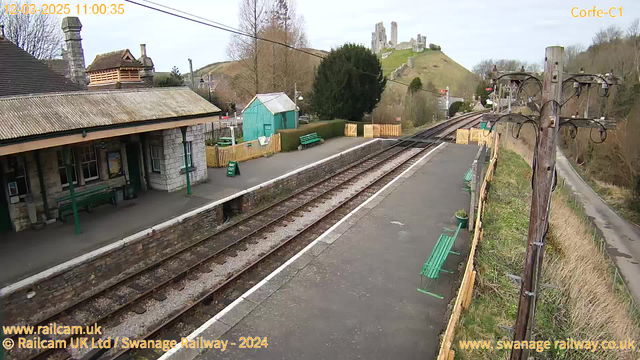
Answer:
[138,43,155,87]
[61,17,87,87]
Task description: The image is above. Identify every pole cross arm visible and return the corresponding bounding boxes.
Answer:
[560,117,617,129]
[564,72,622,86]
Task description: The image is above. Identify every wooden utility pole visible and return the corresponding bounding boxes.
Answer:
[510,46,564,360]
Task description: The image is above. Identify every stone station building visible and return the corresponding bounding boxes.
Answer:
[0,88,220,233]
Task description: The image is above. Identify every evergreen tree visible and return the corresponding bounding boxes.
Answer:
[156,66,185,87]
[311,43,386,120]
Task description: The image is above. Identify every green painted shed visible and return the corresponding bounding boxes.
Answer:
[241,92,297,142]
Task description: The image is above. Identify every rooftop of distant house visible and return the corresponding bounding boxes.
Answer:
[86,49,144,72]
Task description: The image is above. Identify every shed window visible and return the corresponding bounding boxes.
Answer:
[150,145,162,173]
[79,145,99,181]
[57,150,78,187]
[180,142,193,169]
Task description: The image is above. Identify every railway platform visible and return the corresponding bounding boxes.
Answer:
[175,143,479,360]
[0,136,371,287]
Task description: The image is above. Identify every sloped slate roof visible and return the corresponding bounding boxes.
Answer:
[86,49,143,72]
[0,87,221,142]
[0,38,84,97]
[243,92,296,114]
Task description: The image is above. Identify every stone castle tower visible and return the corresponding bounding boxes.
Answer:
[61,17,87,87]
[390,21,398,47]
[371,22,388,54]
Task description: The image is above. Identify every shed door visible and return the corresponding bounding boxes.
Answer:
[263,124,273,137]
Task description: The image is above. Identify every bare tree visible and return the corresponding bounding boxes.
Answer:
[526,62,542,74]
[628,19,640,83]
[227,0,267,97]
[564,44,584,71]
[0,0,63,59]
[593,25,623,46]
[259,0,310,96]
[472,59,494,80]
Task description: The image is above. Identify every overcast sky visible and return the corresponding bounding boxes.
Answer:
[66,0,640,73]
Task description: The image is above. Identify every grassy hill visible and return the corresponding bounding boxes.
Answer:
[381,49,480,98]
[196,48,328,77]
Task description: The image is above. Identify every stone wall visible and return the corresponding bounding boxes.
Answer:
[162,125,208,192]
[240,139,391,213]
[2,203,224,325]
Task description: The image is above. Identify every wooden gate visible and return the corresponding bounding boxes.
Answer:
[344,123,357,137]
[364,124,374,138]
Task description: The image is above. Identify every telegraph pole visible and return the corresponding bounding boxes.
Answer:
[188,58,195,89]
[510,46,564,360]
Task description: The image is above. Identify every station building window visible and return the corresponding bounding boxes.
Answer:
[180,142,192,169]
[57,150,78,187]
[5,155,29,200]
[150,145,162,173]
[79,144,100,181]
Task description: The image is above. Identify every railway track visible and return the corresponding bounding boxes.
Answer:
[5,112,483,360]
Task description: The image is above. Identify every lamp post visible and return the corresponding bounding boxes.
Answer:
[294,83,303,129]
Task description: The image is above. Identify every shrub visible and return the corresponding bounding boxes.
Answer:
[428,43,441,51]
[449,101,463,117]
[278,120,346,151]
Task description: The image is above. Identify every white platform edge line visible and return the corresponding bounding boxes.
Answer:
[0,139,380,297]
[157,142,447,360]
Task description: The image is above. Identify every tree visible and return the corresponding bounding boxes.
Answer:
[156,66,184,87]
[475,81,491,106]
[593,25,623,46]
[227,0,267,97]
[259,0,311,97]
[564,44,584,71]
[0,0,63,59]
[472,59,495,80]
[311,43,386,121]
[408,77,422,94]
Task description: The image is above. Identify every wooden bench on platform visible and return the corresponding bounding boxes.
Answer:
[56,185,116,221]
[418,223,462,299]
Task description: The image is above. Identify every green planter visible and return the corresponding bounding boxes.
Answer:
[456,214,469,228]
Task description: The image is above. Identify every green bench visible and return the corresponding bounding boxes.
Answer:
[218,137,233,147]
[463,167,473,182]
[299,133,323,149]
[56,185,116,221]
[463,167,473,192]
[418,223,462,299]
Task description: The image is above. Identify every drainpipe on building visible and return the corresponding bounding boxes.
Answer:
[181,127,192,196]
[64,147,81,235]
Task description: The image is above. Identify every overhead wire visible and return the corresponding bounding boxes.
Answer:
[125,0,457,97]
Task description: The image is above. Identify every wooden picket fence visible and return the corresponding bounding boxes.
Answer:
[456,129,469,144]
[206,133,281,168]
[363,124,401,138]
[457,128,492,146]
[345,123,357,137]
[437,131,499,360]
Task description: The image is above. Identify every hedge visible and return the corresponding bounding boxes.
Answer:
[277,120,346,151]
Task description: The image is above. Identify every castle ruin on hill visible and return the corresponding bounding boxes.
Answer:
[370,21,426,54]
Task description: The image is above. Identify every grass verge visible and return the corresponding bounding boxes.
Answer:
[452,149,639,360]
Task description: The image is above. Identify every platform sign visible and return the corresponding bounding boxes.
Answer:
[226,161,241,177]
